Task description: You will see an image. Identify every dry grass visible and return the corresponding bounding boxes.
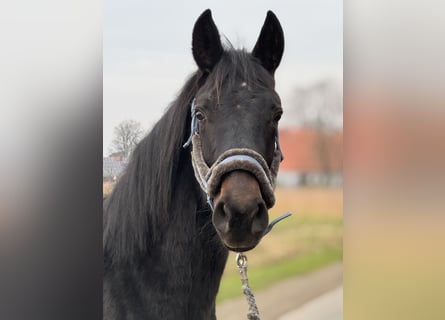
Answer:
[272,187,343,218]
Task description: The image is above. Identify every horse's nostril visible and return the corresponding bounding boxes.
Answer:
[215,201,225,218]
[213,201,230,233]
[251,203,268,235]
[222,204,229,219]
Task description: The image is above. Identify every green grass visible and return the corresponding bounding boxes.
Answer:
[217,246,342,302]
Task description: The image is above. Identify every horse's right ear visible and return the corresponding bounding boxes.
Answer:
[192,9,223,73]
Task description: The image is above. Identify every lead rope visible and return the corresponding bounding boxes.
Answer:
[236,212,292,320]
[236,253,260,320]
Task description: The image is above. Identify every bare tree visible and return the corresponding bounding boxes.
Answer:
[109,120,143,158]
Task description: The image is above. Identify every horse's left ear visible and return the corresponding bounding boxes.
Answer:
[252,11,284,74]
[192,9,224,73]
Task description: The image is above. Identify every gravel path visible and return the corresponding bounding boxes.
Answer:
[216,262,343,320]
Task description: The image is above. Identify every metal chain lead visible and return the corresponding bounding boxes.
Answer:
[236,253,261,320]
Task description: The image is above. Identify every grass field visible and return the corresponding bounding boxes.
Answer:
[103,182,343,301]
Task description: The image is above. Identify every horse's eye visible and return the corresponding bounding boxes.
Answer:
[195,112,205,121]
[273,112,282,122]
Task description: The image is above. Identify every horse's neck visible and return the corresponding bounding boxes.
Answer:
[168,155,229,276]
[104,153,229,319]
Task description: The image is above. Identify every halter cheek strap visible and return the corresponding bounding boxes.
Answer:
[183,99,199,149]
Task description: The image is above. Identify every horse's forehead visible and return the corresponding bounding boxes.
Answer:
[198,78,277,107]
[235,83,274,100]
[221,90,274,114]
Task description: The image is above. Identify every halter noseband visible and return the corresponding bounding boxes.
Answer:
[183,99,283,210]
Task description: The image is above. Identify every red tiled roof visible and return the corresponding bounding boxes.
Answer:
[279,128,343,172]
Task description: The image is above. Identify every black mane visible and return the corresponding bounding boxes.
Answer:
[103,71,202,264]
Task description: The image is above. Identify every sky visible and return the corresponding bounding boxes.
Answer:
[104,0,342,156]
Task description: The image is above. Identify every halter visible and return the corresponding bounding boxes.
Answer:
[183,99,283,211]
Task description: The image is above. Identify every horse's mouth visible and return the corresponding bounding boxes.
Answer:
[223,242,258,252]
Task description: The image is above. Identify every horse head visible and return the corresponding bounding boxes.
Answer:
[186,9,284,252]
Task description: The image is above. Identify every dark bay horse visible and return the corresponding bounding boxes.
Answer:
[103,9,284,319]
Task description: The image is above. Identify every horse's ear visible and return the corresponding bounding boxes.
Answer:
[252,11,284,74]
[192,9,223,72]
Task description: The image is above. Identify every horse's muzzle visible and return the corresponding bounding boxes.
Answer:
[212,170,269,251]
